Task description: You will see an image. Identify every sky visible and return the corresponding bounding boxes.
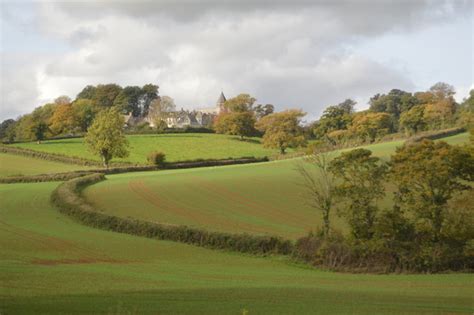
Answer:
[1,0,473,121]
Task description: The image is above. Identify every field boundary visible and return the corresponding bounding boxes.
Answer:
[50,173,294,255]
[0,171,94,184]
[0,145,111,167]
[405,127,466,143]
[0,156,269,183]
[1,144,269,169]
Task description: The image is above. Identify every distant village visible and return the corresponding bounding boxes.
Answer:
[123,92,227,129]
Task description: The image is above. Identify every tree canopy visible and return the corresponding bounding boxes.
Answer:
[329,148,388,240]
[256,109,306,154]
[390,140,474,242]
[85,108,129,168]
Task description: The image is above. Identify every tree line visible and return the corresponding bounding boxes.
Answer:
[296,132,474,272]
[312,82,473,145]
[1,81,473,147]
[0,83,160,143]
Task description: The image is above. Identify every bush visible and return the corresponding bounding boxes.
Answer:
[147,151,166,167]
[293,212,474,273]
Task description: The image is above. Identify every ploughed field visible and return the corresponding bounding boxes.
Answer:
[9,133,282,164]
[0,153,92,177]
[83,133,470,240]
[1,182,473,314]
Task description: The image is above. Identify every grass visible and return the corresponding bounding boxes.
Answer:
[10,133,283,164]
[1,182,472,314]
[83,133,470,240]
[0,153,92,177]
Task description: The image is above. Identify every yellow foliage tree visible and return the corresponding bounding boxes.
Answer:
[256,109,306,154]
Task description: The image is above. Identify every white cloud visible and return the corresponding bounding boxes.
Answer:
[1,0,471,120]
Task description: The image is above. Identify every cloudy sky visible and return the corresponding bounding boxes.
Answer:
[1,0,473,121]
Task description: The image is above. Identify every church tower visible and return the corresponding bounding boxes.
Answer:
[216,91,227,113]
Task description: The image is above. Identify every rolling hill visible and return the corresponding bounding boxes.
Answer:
[0,153,92,177]
[1,182,472,314]
[83,133,470,239]
[9,133,284,164]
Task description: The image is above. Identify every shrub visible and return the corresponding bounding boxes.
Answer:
[294,230,352,271]
[147,151,166,167]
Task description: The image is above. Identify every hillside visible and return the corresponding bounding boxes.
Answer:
[83,133,470,239]
[0,153,92,177]
[9,133,283,164]
[1,182,472,314]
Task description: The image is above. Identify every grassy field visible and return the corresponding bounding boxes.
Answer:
[0,153,92,177]
[84,133,470,240]
[10,133,282,164]
[1,182,473,314]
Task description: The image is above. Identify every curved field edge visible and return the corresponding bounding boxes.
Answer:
[1,182,473,314]
[51,173,293,255]
[83,132,470,240]
[0,152,93,177]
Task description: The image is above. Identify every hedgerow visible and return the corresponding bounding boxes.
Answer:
[1,144,268,170]
[51,173,293,255]
[406,127,465,143]
[0,156,268,183]
[0,171,93,183]
[0,145,110,167]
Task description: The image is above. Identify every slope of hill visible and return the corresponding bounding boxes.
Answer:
[9,133,283,164]
[0,153,92,177]
[1,182,472,314]
[83,133,470,240]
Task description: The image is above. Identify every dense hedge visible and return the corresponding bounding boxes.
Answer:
[0,157,269,183]
[51,173,293,255]
[293,230,474,273]
[1,144,268,169]
[96,156,268,173]
[125,127,215,135]
[163,156,269,169]
[407,127,466,143]
[0,171,93,184]
[0,145,111,167]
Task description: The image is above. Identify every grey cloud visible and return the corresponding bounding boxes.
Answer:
[0,54,41,120]
[1,0,469,120]
[52,0,470,33]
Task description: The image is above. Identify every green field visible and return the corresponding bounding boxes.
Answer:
[84,133,470,240]
[10,133,282,164]
[1,182,472,314]
[0,153,92,177]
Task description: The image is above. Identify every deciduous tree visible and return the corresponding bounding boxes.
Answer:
[49,103,75,135]
[113,86,143,116]
[329,149,388,240]
[93,84,123,107]
[313,99,355,139]
[399,104,426,135]
[0,119,16,142]
[85,108,129,168]
[349,112,391,143]
[149,96,175,121]
[254,104,275,119]
[223,94,256,112]
[298,143,338,237]
[72,99,99,132]
[214,111,256,140]
[256,109,306,154]
[390,140,474,242]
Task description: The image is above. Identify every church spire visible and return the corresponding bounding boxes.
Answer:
[216,91,226,106]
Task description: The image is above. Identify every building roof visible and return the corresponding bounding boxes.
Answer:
[216,91,226,105]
